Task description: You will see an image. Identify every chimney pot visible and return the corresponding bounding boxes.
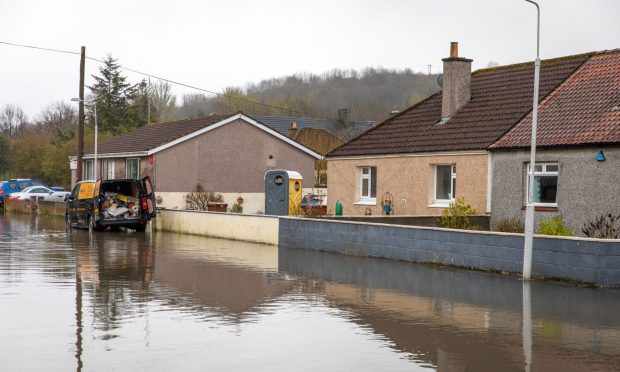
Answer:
[450,42,459,58]
[441,42,472,120]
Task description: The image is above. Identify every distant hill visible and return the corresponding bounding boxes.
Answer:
[175,68,441,122]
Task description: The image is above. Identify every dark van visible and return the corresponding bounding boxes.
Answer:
[66,177,156,232]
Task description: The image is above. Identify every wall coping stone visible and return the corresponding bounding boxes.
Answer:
[280,216,620,243]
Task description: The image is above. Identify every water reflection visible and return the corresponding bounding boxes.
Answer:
[279,247,620,371]
[1,214,620,372]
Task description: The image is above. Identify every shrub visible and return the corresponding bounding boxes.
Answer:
[185,184,224,211]
[582,213,620,239]
[495,217,525,233]
[230,203,243,213]
[536,217,572,236]
[439,197,477,229]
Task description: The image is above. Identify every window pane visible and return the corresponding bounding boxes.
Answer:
[127,159,139,179]
[546,164,558,172]
[362,178,369,197]
[533,176,557,203]
[370,167,376,198]
[452,179,456,200]
[362,167,369,175]
[436,165,452,200]
[534,164,543,172]
[86,161,94,180]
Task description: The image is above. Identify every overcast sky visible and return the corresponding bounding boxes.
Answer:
[1,0,618,117]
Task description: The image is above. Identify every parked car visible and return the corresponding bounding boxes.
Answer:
[9,186,71,202]
[66,177,156,232]
[0,179,46,208]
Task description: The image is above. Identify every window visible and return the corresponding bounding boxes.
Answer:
[358,166,377,203]
[435,164,456,204]
[107,160,115,180]
[85,160,94,180]
[526,162,558,206]
[126,158,140,179]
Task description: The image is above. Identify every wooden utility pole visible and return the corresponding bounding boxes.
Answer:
[76,46,85,182]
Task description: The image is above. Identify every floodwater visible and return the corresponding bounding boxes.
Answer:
[1,215,619,372]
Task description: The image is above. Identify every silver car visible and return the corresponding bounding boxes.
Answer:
[10,186,71,202]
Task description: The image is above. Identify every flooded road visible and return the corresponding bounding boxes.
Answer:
[1,215,619,371]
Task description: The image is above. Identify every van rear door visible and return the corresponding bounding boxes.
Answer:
[141,176,156,218]
[93,179,102,220]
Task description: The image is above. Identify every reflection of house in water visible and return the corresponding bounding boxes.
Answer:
[280,248,620,372]
[76,232,296,327]
[152,233,294,316]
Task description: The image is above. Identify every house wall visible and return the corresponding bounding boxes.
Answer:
[326,152,488,216]
[490,147,620,236]
[154,118,316,193]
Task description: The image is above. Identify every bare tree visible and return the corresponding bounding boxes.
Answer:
[149,81,177,123]
[35,101,77,140]
[0,104,27,137]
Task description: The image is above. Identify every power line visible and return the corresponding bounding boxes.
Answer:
[0,40,305,116]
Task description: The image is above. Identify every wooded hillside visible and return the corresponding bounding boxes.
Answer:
[176,68,441,121]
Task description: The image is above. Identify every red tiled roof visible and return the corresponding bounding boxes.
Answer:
[491,50,620,149]
[328,53,592,157]
[85,114,230,155]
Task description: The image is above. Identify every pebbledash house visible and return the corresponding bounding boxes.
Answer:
[326,42,617,231]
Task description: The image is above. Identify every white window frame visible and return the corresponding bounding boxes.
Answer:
[85,160,94,180]
[126,158,140,179]
[355,166,377,205]
[107,160,115,180]
[526,162,558,207]
[431,164,456,207]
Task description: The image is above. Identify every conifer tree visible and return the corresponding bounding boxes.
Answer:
[88,55,136,134]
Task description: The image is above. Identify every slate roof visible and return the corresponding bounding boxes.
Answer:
[87,114,231,154]
[328,52,593,157]
[491,49,620,149]
[255,115,375,139]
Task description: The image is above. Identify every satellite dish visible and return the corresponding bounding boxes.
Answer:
[437,74,443,88]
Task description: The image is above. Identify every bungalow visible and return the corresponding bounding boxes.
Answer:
[489,49,620,236]
[70,113,322,212]
[326,42,591,216]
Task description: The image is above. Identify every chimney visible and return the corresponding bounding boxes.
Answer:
[441,42,472,120]
[287,121,299,139]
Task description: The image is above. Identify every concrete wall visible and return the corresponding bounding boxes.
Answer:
[4,198,66,217]
[154,119,316,193]
[155,208,279,245]
[279,217,620,286]
[491,147,620,236]
[327,152,488,216]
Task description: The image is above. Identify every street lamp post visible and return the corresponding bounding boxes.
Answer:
[71,98,98,180]
[523,0,541,281]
